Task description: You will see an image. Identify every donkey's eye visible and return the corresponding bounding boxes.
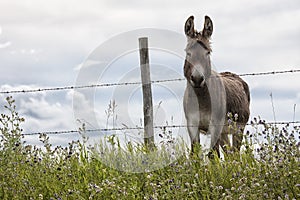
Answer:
[187,52,191,57]
[206,51,211,56]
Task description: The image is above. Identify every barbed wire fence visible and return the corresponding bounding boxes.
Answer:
[22,121,300,136]
[1,69,300,94]
[1,68,300,136]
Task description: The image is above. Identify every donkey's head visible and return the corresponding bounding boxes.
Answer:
[184,16,213,88]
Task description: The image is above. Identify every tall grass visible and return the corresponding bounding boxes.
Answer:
[0,96,299,199]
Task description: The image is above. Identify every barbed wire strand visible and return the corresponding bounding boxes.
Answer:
[2,69,299,136]
[22,120,300,136]
[238,69,300,77]
[1,69,300,94]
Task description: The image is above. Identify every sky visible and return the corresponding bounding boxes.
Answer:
[0,0,300,147]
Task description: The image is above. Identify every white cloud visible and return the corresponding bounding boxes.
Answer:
[0,26,11,49]
[19,48,39,55]
[0,41,11,48]
[74,59,106,71]
[0,84,76,135]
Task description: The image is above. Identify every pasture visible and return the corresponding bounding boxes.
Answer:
[0,97,299,199]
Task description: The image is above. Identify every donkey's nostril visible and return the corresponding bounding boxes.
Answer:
[199,76,204,83]
[191,75,204,87]
[191,75,195,81]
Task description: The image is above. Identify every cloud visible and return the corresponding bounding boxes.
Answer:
[0,41,11,49]
[0,84,75,135]
[0,0,299,147]
[0,26,11,49]
[74,59,107,71]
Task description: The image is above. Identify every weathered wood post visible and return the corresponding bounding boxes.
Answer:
[139,37,155,149]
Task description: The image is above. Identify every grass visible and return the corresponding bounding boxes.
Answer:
[0,96,299,199]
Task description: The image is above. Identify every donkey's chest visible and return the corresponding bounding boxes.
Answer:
[184,83,215,131]
[198,109,211,132]
[185,104,211,131]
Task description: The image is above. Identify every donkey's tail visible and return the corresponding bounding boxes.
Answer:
[241,80,250,103]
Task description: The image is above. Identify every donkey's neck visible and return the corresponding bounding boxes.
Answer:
[186,80,211,107]
[186,70,220,108]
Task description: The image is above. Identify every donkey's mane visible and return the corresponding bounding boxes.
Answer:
[186,31,212,52]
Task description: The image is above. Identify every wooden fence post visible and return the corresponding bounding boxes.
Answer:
[139,37,155,149]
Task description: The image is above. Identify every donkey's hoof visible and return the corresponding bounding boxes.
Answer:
[207,150,220,160]
[207,151,215,159]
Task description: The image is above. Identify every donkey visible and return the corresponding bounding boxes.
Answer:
[183,15,250,157]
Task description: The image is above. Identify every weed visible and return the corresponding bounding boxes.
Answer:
[0,97,299,199]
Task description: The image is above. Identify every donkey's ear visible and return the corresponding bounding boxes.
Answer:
[202,16,213,39]
[184,16,195,37]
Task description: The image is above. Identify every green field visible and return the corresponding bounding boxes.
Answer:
[0,96,299,199]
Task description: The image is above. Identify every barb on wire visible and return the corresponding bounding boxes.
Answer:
[239,69,300,77]
[22,121,300,136]
[1,69,299,94]
[23,126,144,136]
[0,81,142,94]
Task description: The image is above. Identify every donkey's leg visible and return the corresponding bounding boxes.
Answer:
[207,76,226,158]
[219,133,230,154]
[208,123,223,158]
[233,125,244,152]
[187,125,200,154]
[212,139,220,157]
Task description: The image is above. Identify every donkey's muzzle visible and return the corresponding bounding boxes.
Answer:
[191,74,205,88]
